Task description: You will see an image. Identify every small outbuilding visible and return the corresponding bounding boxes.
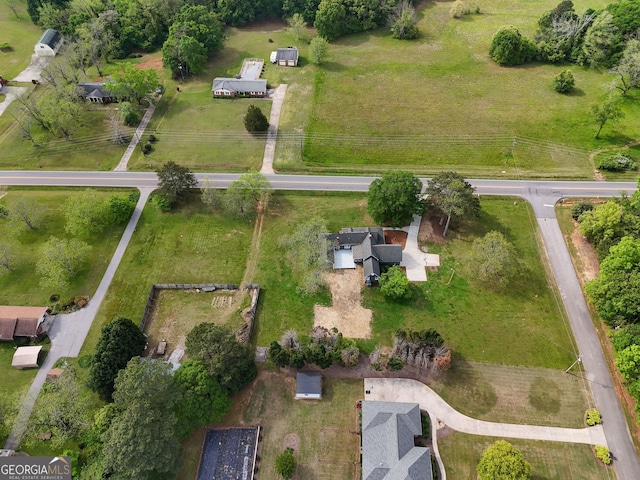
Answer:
[0,306,48,342]
[34,29,63,57]
[276,47,299,67]
[12,346,43,369]
[295,372,322,399]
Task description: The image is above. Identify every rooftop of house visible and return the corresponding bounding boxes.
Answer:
[211,78,267,93]
[361,401,432,480]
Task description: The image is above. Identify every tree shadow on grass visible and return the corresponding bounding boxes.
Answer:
[320,61,346,73]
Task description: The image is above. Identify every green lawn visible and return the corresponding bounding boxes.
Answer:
[0,0,42,80]
[439,433,611,480]
[0,343,39,445]
[0,188,131,306]
[275,0,640,178]
[177,370,362,480]
[80,194,254,355]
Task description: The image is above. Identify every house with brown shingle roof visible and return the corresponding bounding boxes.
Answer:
[0,306,48,342]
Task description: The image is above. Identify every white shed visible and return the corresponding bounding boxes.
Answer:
[12,346,42,369]
[34,29,63,57]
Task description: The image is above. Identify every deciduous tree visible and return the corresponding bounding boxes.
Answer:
[469,231,518,288]
[582,11,618,68]
[611,39,640,95]
[615,344,640,382]
[0,243,16,274]
[379,265,411,300]
[224,169,271,216]
[62,190,113,237]
[489,25,537,66]
[9,197,43,230]
[112,357,178,410]
[275,449,296,479]
[200,178,220,210]
[36,237,91,290]
[88,317,146,400]
[425,171,480,237]
[477,440,531,480]
[185,323,257,394]
[591,97,624,139]
[279,217,331,294]
[173,360,230,437]
[553,69,575,93]
[156,161,197,208]
[287,12,307,40]
[105,64,159,105]
[388,0,419,40]
[308,35,329,64]
[367,170,424,228]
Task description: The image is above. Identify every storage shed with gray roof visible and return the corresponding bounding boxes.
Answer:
[276,47,299,66]
[361,401,432,480]
[34,29,63,57]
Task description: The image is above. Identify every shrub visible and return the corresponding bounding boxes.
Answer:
[153,193,172,212]
[142,143,152,154]
[275,448,296,479]
[586,409,602,426]
[571,201,594,221]
[148,134,157,143]
[595,446,611,464]
[597,154,637,172]
[120,102,140,127]
[387,357,405,371]
[553,69,575,93]
[489,25,538,66]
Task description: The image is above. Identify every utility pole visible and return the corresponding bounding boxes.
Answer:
[565,354,583,373]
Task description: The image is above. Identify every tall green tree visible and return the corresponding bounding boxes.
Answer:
[112,357,178,409]
[36,237,91,290]
[88,317,146,400]
[582,11,618,68]
[578,200,624,256]
[0,243,16,274]
[367,170,424,227]
[388,0,419,40]
[308,35,329,64]
[615,344,640,382]
[9,197,43,230]
[489,25,537,66]
[469,231,518,288]
[611,39,640,95]
[243,105,269,133]
[279,217,331,294]
[591,97,624,139]
[287,12,307,40]
[379,265,411,300]
[62,190,113,237]
[224,169,271,216]
[105,64,159,105]
[156,161,197,208]
[173,360,230,437]
[425,171,480,237]
[477,440,531,480]
[185,323,257,394]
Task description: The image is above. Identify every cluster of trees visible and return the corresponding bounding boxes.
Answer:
[387,328,451,374]
[611,324,640,422]
[269,326,360,368]
[0,191,136,290]
[490,0,640,72]
[33,319,251,477]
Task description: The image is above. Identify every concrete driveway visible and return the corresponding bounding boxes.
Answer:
[12,54,50,83]
[0,86,27,117]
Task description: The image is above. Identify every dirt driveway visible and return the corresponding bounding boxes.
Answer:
[314,268,372,338]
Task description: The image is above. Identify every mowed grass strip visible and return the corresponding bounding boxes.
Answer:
[0,188,131,306]
[438,433,611,480]
[363,197,575,369]
[81,195,253,355]
[293,0,640,178]
[177,371,362,480]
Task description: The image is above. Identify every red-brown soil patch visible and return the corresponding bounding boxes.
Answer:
[418,214,447,245]
[136,55,163,72]
[384,230,408,249]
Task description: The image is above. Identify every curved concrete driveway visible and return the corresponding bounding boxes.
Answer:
[364,378,606,446]
[3,188,152,450]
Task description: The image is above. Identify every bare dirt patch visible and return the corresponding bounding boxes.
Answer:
[384,230,408,249]
[418,215,446,246]
[569,225,600,284]
[136,55,163,72]
[314,268,372,338]
[282,433,300,454]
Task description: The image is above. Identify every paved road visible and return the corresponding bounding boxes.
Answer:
[1,171,639,477]
[3,188,152,450]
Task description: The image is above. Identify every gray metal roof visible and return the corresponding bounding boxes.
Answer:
[362,401,432,480]
[37,29,62,48]
[296,371,322,395]
[211,78,267,93]
[276,47,299,62]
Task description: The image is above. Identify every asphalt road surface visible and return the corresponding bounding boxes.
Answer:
[2,170,639,478]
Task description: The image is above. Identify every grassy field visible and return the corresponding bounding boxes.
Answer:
[439,433,612,480]
[0,188,131,306]
[274,0,640,178]
[80,194,254,355]
[0,0,42,80]
[430,361,593,427]
[177,370,362,480]
[0,343,39,445]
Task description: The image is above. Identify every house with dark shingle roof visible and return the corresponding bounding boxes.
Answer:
[77,82,128,104]
[211,78,267,98]
[34,29,63,57]
[361,401,433,480]
[327,227,402,286]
